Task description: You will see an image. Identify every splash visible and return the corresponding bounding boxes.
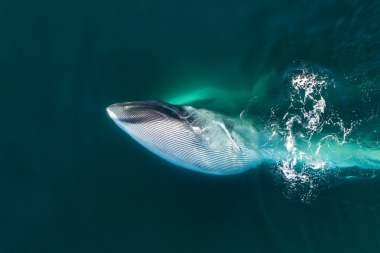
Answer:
[251,63,380,202]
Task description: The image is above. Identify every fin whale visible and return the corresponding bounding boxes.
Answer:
[106,101,265,175]
[107,101,380,175]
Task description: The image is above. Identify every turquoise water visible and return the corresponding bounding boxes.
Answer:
[1,0,380,252]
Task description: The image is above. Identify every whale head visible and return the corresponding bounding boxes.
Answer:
[107,101,262,175]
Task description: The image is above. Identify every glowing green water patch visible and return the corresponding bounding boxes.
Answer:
[163,85,252,115]
[166,86,245,105]
[165,71,276,103]
[161,70,278,115]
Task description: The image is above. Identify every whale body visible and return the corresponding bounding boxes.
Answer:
[106,101,268,175]
[107,100,380,175]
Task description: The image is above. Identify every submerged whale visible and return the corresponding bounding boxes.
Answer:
[107,100,380,175]
[107,100,268,175]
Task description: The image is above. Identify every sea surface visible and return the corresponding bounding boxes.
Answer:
[1,0,380,252]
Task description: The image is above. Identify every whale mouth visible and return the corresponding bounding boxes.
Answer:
[106,101,187,124]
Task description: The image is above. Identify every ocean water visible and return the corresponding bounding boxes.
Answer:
[1,0,380,252]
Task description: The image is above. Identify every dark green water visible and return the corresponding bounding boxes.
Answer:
[1,0,380,252]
